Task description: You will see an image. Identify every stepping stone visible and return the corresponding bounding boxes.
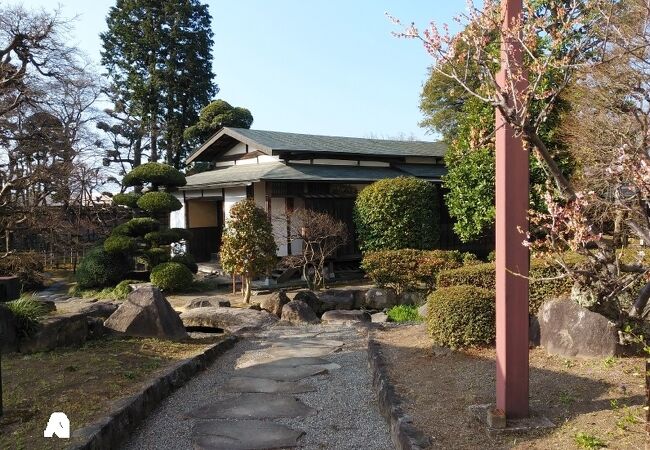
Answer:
[234,363,333,381]
[222,377,316,394]
[187,394,316,419]
[193,420,304,450]
[269,339,344,348]
[237,356,332,369]
[262,346,340,358]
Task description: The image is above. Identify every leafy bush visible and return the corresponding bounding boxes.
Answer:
[122,162,186,188]
[170,253,198,274]
[144,228,190,245]
[7,295,49,337]
[144,247,171,267]
[136,191,182,215]
[104,235,137,255]
[436,258,577,314]
[150,262,193,292]
[112,192,142,208]
[462,252,481,266]
[427,285,495,348]
[112,279,140,300]
[0,252,45,290]
[362,249,463,294]
[387,305,423,323]
[354,177,440,251]
[76,247,129,289]
[112,217,160,237]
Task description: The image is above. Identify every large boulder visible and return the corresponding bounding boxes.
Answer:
[185,297,231,309]
[19,313,89,353]
[0,305,18,352]
[78,302,118,319]
[401,291,427,306]
[104,286,188,340]
[321,310,371,325]
[293,291,322,315]
[538,297,620,358]
[260,291,290,317]
[281,300,320,324]
[317,290,355,312]
[181,306,278,334]
[364,288,397,310]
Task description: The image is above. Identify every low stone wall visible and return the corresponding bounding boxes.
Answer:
[367,333,430,450]
[70,336,237,450]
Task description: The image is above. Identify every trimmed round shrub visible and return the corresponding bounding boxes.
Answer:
[144,228,191,245]
[171,253,198,274]
[76,247,129,289]
[136,191,182,214]
[150,262,193,292]
[112,279,140,300]
[123,162,186,188]
[104,235,137,254]
[354,177,440,252]
[114,217,160,237]
[427,285,495,348]
[112,192,142,208]
[144,247,171,267]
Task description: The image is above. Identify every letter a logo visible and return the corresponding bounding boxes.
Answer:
[44,412,70,439]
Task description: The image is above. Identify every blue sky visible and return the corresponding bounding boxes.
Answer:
[19,1,467,140]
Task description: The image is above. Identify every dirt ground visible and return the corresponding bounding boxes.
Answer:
[0,336,223,450]
[373,324,647,449]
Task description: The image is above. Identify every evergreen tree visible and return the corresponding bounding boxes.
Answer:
[184,100,254,148]
[100,0,217,169]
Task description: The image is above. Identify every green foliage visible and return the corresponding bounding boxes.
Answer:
[144,247,171,267]
[436,257,580,314]
[112,192,142,208]
[354,177,440,252]
[170,253,198,274]
[104,235,137,255]
[123,163,186,188]
[150,262,193,292]
[427,285,495,348]
[362,249,463,295]
[112,279,140,300]
[387,305,423,323]
[136,191,182,215]
[144,228,188,245]
[462,252,481,265]
[112,217,160,237]
[6,295,49,337]
[574,432,606,449]
[220,199,277,301]
[76,247,129,289]
[184,99,253,146]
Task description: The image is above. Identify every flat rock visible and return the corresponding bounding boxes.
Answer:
[371,312,389,323]
[234,363,331,381]
[321,310,371,324]
[181,307,278,335]
[187,393,316,419]
[78,302,118,318]
[222,377,315,394]
[317,290,355,312]
[255,356,332,367]
[364,288,397,310]
[19,313,89,353]
[269,338,344,348]
[185,297,231,309]
[193,420,304,450]
[262,346,341,358]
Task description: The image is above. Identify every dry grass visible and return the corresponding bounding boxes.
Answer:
[0,336,223,450]
[374,324,647,449]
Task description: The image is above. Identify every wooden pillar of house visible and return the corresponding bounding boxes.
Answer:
[495,0,530,419]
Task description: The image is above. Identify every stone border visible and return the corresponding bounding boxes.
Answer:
[69,335,238,450]
[367,331,430,450]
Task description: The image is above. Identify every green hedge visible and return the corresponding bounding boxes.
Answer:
[171,253,198,274]
[150,262,193,292]
[136,191,182,214]
[354,177,440,251]
[122,162,186,188]
[112,217,160,237]
[427,285,495,348]
[112,192,142,208]
[436,258,577,314]
[144,247,171,267]
[104,235,137,255]
[362,249,463,294]
[76,247,129,289]
[144,228,191,245]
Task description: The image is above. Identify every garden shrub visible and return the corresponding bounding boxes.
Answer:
[104,235,137,255]
[112,279,140,300]
[136,191,182,215]
[427,285,495,348]
[144,247,171,267]
[6,295,49,337]
[112,192,142,208]
[171,253,198,274]
[112,217,160,237]
[362,249,463,294]
[462,252,481,266]
[0,252,45,290]
[354,177,440,251]
[386,305,423,323]
[76,247,129,289]
[436,257,580,314]
[144,228,191,245]
[122,162,186,188]
[150,262,193,292]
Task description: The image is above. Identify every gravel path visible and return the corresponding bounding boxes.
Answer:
[124,324,392,450]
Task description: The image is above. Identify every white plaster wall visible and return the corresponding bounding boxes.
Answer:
[224,142,248,156]
[224,186,247,220]
[253,181,266,209]
[290,197,305,255]
[271,197,287,256]
[170,194,186,228]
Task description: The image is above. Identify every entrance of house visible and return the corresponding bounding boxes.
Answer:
[186,199,223,262]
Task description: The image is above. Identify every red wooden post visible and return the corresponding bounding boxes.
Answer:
[495,0,530,419]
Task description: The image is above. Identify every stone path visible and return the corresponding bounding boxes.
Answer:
[124,325,392,449]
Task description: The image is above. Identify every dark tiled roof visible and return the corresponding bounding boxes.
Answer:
[182,162,444,189]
